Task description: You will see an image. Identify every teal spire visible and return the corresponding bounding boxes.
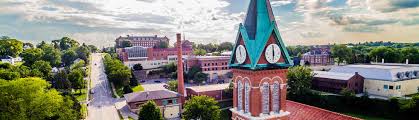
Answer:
[229,0,293,70]
[244,0,276,40]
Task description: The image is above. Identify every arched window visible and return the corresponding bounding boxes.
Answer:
[261,82,270,114]
[237,81,243,111]
[244,81,250,113]
[272,82,280,113]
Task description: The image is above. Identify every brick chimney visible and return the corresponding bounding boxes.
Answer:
[176,33,185,105]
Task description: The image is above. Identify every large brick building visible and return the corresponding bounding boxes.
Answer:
[302,45,334,66]
[116,35,169,48]
[185,56,231,83]
[312,71,364,94]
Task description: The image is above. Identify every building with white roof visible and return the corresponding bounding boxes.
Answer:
[330,64,419,97]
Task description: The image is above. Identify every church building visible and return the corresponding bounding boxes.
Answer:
[228,0,361,120]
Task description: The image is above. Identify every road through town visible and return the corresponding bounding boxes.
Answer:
[87,53,120,120]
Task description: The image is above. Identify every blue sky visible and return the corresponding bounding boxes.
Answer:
[0,0,418,47]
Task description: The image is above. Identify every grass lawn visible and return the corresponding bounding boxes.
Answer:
[73,88,87,102]
[132,84,144,92]
[343,112,390,120]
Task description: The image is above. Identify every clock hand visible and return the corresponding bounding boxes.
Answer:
[272,45,275,58]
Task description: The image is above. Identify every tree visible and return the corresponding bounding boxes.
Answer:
[133,63,143,71]
[187,65,201,80]
[76,44,91,62]
[369,46,402,63]
[108,69,131,86]
[0,39,23,57]
[183,95,220,120]
[0,69,20,80]
[62,49,78,66]
[31,60,52,78]
[59,37,79,50]
[40,44,62,67]
[163,62,177,74]
[157,42,168,48]
[21,48,44,66]
[340,87,355,97]
[0,78,80,120]
[123,85,133,94]
[218,42,233,52]
[287,66,313,95]
[138,101,163,120]
[121,41,132,48]
[68,69,84,93]
[331,45,352,65]
[401,47,419,64]
[193,49,207,56]
[194,72,208,84]
[53,69,71,90]
[87,45,98,53]
[167,80,178,92]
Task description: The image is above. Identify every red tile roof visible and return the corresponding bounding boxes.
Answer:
[287,100,362,120]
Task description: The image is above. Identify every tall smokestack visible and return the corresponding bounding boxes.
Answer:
[176,33,185,105]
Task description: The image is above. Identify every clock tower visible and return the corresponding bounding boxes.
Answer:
[229,0,293,120]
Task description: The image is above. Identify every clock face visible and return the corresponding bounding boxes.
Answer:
[265,44,281,64]
[235,45,247,64]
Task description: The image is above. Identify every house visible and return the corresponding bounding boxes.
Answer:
[186,83,231,101]
[1,56,15,65]
[330,64,419,97]
[312,71,364,94]
[123,90,181,119]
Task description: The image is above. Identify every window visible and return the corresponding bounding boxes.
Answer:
[272,82,280,113]
[396,85,401,90]
[168,100,173,104]
[389,86,394,90]
[261,82,270,114]
[237,81,243,111]
[384,85,389,90]
[244,81,250,113]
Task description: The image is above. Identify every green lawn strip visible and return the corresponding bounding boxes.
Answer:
[343,112,390,120]
[132,84,144,92]
[73,88,87,102]
[80,104,88,119]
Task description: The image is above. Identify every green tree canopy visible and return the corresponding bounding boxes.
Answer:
[167,80,178,92]
[59,37,79,50]
[68,69,84,92]
[40,44,62,67]
[0,39,24,57]
[31,60,52,78]
[331,45,352,65]
[369,46,402,63]
[193,48,207,56]
[138,100,163,120]
[194,72,208,84]
[133,63,143,71]
[183,95,220,120]
[21,48,44,66]
[0,78,80,120]
[62,49,78,66]
[76,44,91,62]
[287,66,314,95]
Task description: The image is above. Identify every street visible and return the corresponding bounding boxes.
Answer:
[87,53,120,120]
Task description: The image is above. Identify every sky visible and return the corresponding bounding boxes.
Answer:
[0,0,418,47]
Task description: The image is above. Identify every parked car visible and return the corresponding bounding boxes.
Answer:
[140,80,146,83]
[154,80,161,83]
[90,89,95,94]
